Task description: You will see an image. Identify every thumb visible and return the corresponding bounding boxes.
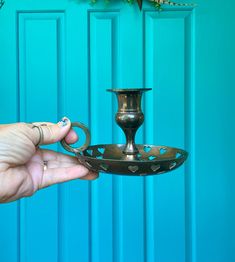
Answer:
[31,117,71,146]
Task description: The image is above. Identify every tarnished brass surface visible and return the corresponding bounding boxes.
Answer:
[60,88,188,176]
[77,144,188,176]
[61,122,90,153]
[107,88,151,155]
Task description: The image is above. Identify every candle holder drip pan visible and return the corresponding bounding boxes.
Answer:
[61,88,188,176]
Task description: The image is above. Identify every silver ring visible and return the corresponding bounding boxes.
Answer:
[32,125,44,147]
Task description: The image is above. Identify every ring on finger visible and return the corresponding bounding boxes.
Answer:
[32,125,44,147]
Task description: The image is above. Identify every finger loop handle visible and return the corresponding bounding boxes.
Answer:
[60,122,91,154]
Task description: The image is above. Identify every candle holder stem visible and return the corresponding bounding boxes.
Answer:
[107,88,151,155]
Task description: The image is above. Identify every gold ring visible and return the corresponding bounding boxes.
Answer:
[32,125,44,147]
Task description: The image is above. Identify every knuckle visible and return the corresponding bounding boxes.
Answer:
[17,122,28,129]
[18,122,34,137]
[25,190,34,197]
[0,192,9,202]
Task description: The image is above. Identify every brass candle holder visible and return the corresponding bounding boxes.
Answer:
[61,88,188,176]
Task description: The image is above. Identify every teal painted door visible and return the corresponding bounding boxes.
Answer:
[0,0,235,262]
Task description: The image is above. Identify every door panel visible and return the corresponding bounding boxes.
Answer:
[0,1,234,262]
[18,12,64,262]
[144,11,189,262]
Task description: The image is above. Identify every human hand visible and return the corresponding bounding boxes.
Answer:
[0,117,98,203]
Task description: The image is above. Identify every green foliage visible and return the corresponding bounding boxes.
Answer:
[0,0,4,9]
[150,1,163,10]
[89,0,162,9]
[0,0,195,11]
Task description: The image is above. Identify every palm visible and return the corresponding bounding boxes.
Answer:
[0,121,98,203]
[3,149,92,202]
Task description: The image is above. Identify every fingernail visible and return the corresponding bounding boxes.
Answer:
[58,117,69,127]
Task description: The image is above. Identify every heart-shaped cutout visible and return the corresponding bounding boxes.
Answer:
[151,164,160,172]
[128,165,139,173]
[159,147,167,155]
[169,162,177,170]
[100,164,109,171]
[143,146,152,153]
[87,149,93,156]
[96,155,103,160]
[149,155,157,160]
[176,152,181,158]
[98,147,105,154]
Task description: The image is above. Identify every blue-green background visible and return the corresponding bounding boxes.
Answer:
[0,0,235,261]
